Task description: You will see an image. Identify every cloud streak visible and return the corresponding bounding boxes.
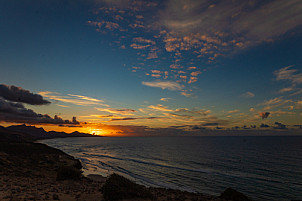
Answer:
[39,91,109,107]
[142,81,183,90]
[95,108,136,115]
[274,65,302,84]
[241,91,255,98]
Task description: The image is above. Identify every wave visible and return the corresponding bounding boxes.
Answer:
[81,152,213,174]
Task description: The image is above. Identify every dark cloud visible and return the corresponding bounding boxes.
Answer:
[111,117,138,121]
[0,84,50,105]
[274,122,287,129]
[192,125,206,130]
[58,124,82,128]
[259,112,270,119]
[260,123,270,128]
[110,117,161,121]
[202,122,218,126]
[0,98,78,125]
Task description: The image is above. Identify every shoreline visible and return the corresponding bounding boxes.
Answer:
[0,135,252,201]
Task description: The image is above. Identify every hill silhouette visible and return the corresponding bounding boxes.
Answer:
[1,124,99,142]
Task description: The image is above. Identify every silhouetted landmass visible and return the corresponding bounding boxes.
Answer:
[0,124,99,142]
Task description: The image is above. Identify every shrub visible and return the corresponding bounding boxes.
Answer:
[56,166,82,181]
[101,173,153,201]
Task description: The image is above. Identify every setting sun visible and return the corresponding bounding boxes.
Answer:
[89,129,105,136]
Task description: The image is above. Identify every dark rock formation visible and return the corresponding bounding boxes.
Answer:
[220,187,252,201]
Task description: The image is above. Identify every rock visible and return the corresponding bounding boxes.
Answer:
[219,188,252,201]
[53,193,59,200]
[2,195,11,199]
[101,173,153,201]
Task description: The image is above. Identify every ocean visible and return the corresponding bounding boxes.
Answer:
[42,136,302,201]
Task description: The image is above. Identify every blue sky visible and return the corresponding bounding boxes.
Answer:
[0,0,302,135]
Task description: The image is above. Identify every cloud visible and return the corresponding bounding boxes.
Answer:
[95,108,136,115]
[160,97,171,102]
[270,110,295,116]
[202,122,218,127]
[188,77,198,84]
[39,91,109,107]
[130,43,151,49]
[227,109,240,114]
[290,89,302,96]
[190,71,201,77]
[56,104,69,108]
[148,104,174,112]
[274,122,287,129]
[80,114,118,119]
[89,0,302,94]
[175,108,211,116]
[161,0,302,43]
[261,97,292,110]
[278,87,295,93]
[142,81,184,90]
[0,97,79,125]
[110,117,161,121]
[133,37,155,45]
[274,65,302,84]
[0,84,50,105]
[187,67,197,70]
[259,112,270,119]
[241,91,255,98]
[260,123,270,128]
[181,91,193,97]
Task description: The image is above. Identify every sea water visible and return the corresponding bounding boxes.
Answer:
[42,136,302,201]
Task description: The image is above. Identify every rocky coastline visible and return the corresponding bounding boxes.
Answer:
[0,125,252,201]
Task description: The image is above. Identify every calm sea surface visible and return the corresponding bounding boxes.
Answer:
[42,136,302,201]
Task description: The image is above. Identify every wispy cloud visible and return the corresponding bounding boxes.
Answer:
[227,109,240,114]
[274,65,302,84]
[161,0,302,43]
[160,97,171,102]
[142,81,184,90]
[241,91,255,98]
[260,97,292,110]
[180,91,193,97]
[110,117,161,121]
[278,87,295,94]
[39,91,109,107]
[95,108,136,115]
[56,104,69,108]
[148,104,174,112]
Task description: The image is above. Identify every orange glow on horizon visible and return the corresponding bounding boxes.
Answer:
[89,128,106,136]
[1,123,126,137]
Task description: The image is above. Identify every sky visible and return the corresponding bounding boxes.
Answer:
[0,0,302,136]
